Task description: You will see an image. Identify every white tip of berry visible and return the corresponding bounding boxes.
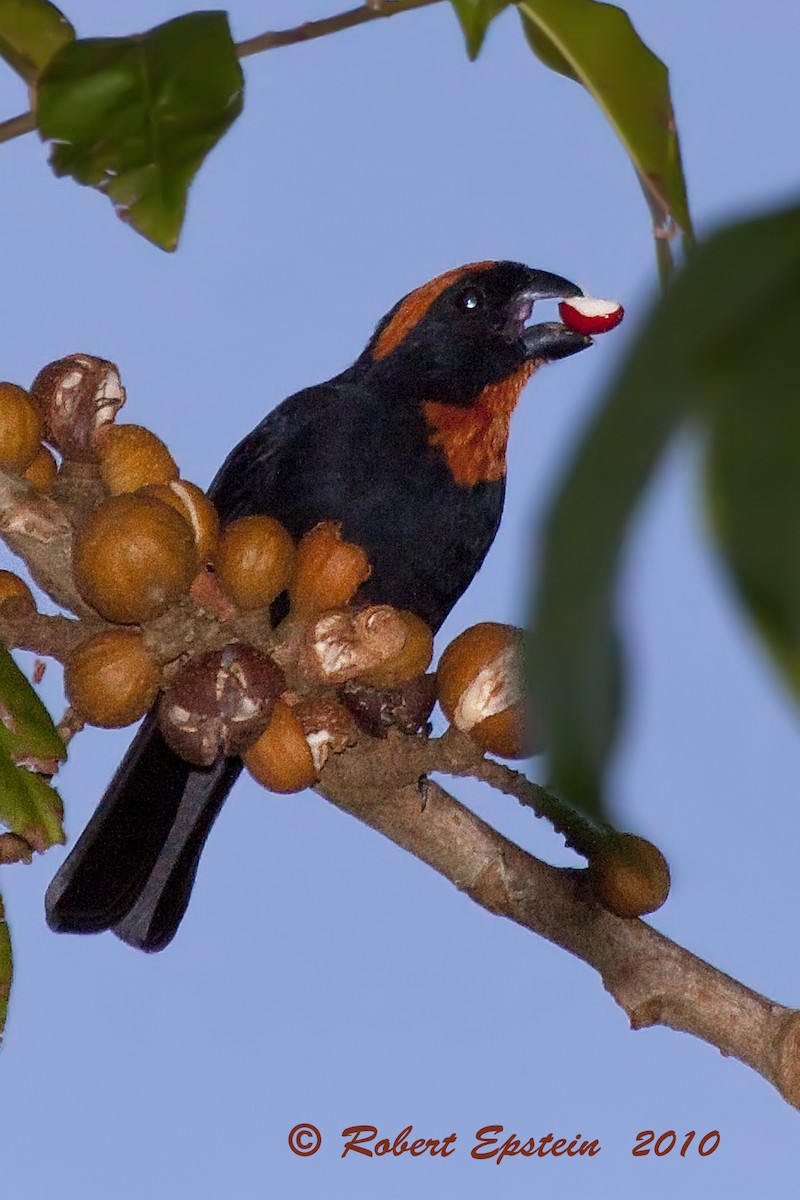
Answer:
[567,296,621,318]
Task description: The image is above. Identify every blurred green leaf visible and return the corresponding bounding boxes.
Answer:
[0,0,73,82]
[529,201,800,821]
[0,646,65,764]
[517,0,693,254]
[0,647,65,851]
[0,751,64,852]
[36,11,244,251]
[704,261,800,700]
[450,0,510,59]
[0,892,10,1048]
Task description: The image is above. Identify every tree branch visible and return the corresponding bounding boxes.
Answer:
[0,2,448,147]
[316,758,800,1111]
[237,0,446,58]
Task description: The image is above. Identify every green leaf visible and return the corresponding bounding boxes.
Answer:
[0,0,73,82]
[450,0,510,59]
[0,647,65,851]
[0,646,65,764]
[0,752,64,852]
[0,892,11,1048]
[704,235,800,701]
[36,12,244,251]
[517,0,693,251]
[529,201,800,821]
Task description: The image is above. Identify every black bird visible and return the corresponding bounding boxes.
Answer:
[45,261,590,951]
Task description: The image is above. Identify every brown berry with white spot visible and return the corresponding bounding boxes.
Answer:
[243,699,318,793]
[29,354,125,461]
[65,630,160,728]
[157,643,284,767]
[293,695,359,771]
[437,622,532,759]
[214,514,295,611]
[72,493,198,623]
[300,604,409,684]
[95,424,179,494]
[0,383,42,473]
[588,833,671,918]
[139,480,220,564]
[290,521,371,618]
[358,610,434,688]
[340,672,437,738]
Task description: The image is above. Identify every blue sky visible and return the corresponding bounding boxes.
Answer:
[1,1,799,1196]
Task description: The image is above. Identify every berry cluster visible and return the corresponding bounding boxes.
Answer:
[0,354,669,919]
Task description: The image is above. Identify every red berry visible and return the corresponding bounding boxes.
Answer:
[558,296,624,336]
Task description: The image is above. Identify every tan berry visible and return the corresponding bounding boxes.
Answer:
[0,382,42,473]
[73,493,198,623]
[358,610,433,688]
[139,480,220,564]
[243,699,317,794]
[24,445,58,491]
[214,514,295,611]
[0,570,35,612]
[290,521,371,618]
[65,630,160,728]
[437,622,532,759]
[588,833,671,919]
[94,424,178,494]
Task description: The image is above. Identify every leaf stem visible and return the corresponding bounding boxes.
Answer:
[0,1,447,146]
[0,893,11,1048]
[236,0,446,58]
[0,109,35,146]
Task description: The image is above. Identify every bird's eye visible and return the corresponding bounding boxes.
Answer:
[457,287,483,313]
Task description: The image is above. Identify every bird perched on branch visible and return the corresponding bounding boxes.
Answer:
[45,260,591,952]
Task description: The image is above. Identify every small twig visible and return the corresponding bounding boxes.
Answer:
[0,110,35,147]
[0,3,448,147]
[56,707,85,746]
[454,749,606,857]
[236,0,445,58]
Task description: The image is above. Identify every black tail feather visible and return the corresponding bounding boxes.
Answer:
[45,710,241,950]
[112,754,242,952]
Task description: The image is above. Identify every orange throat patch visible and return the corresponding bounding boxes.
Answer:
[422,362,537,487]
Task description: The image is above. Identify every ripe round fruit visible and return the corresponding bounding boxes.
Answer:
[73,493,198,623]
[65,629,160,727]
[437,621,531,758]
[290,521,371,618]
[95,424,179,494]
[588,833,671,918]
[0,383,42,473]
[0,569,35,611]
[558,296,624,336]
[139,480,220,564]
[24,445,58,491]
[214,514,295,611]
[243,699,317,793]
[359,610,433,687]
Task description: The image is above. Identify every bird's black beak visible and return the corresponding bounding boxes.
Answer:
[507,269,593,363]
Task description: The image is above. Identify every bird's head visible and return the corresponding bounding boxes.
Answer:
[364,260,591,403]
[360,261,593,487]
